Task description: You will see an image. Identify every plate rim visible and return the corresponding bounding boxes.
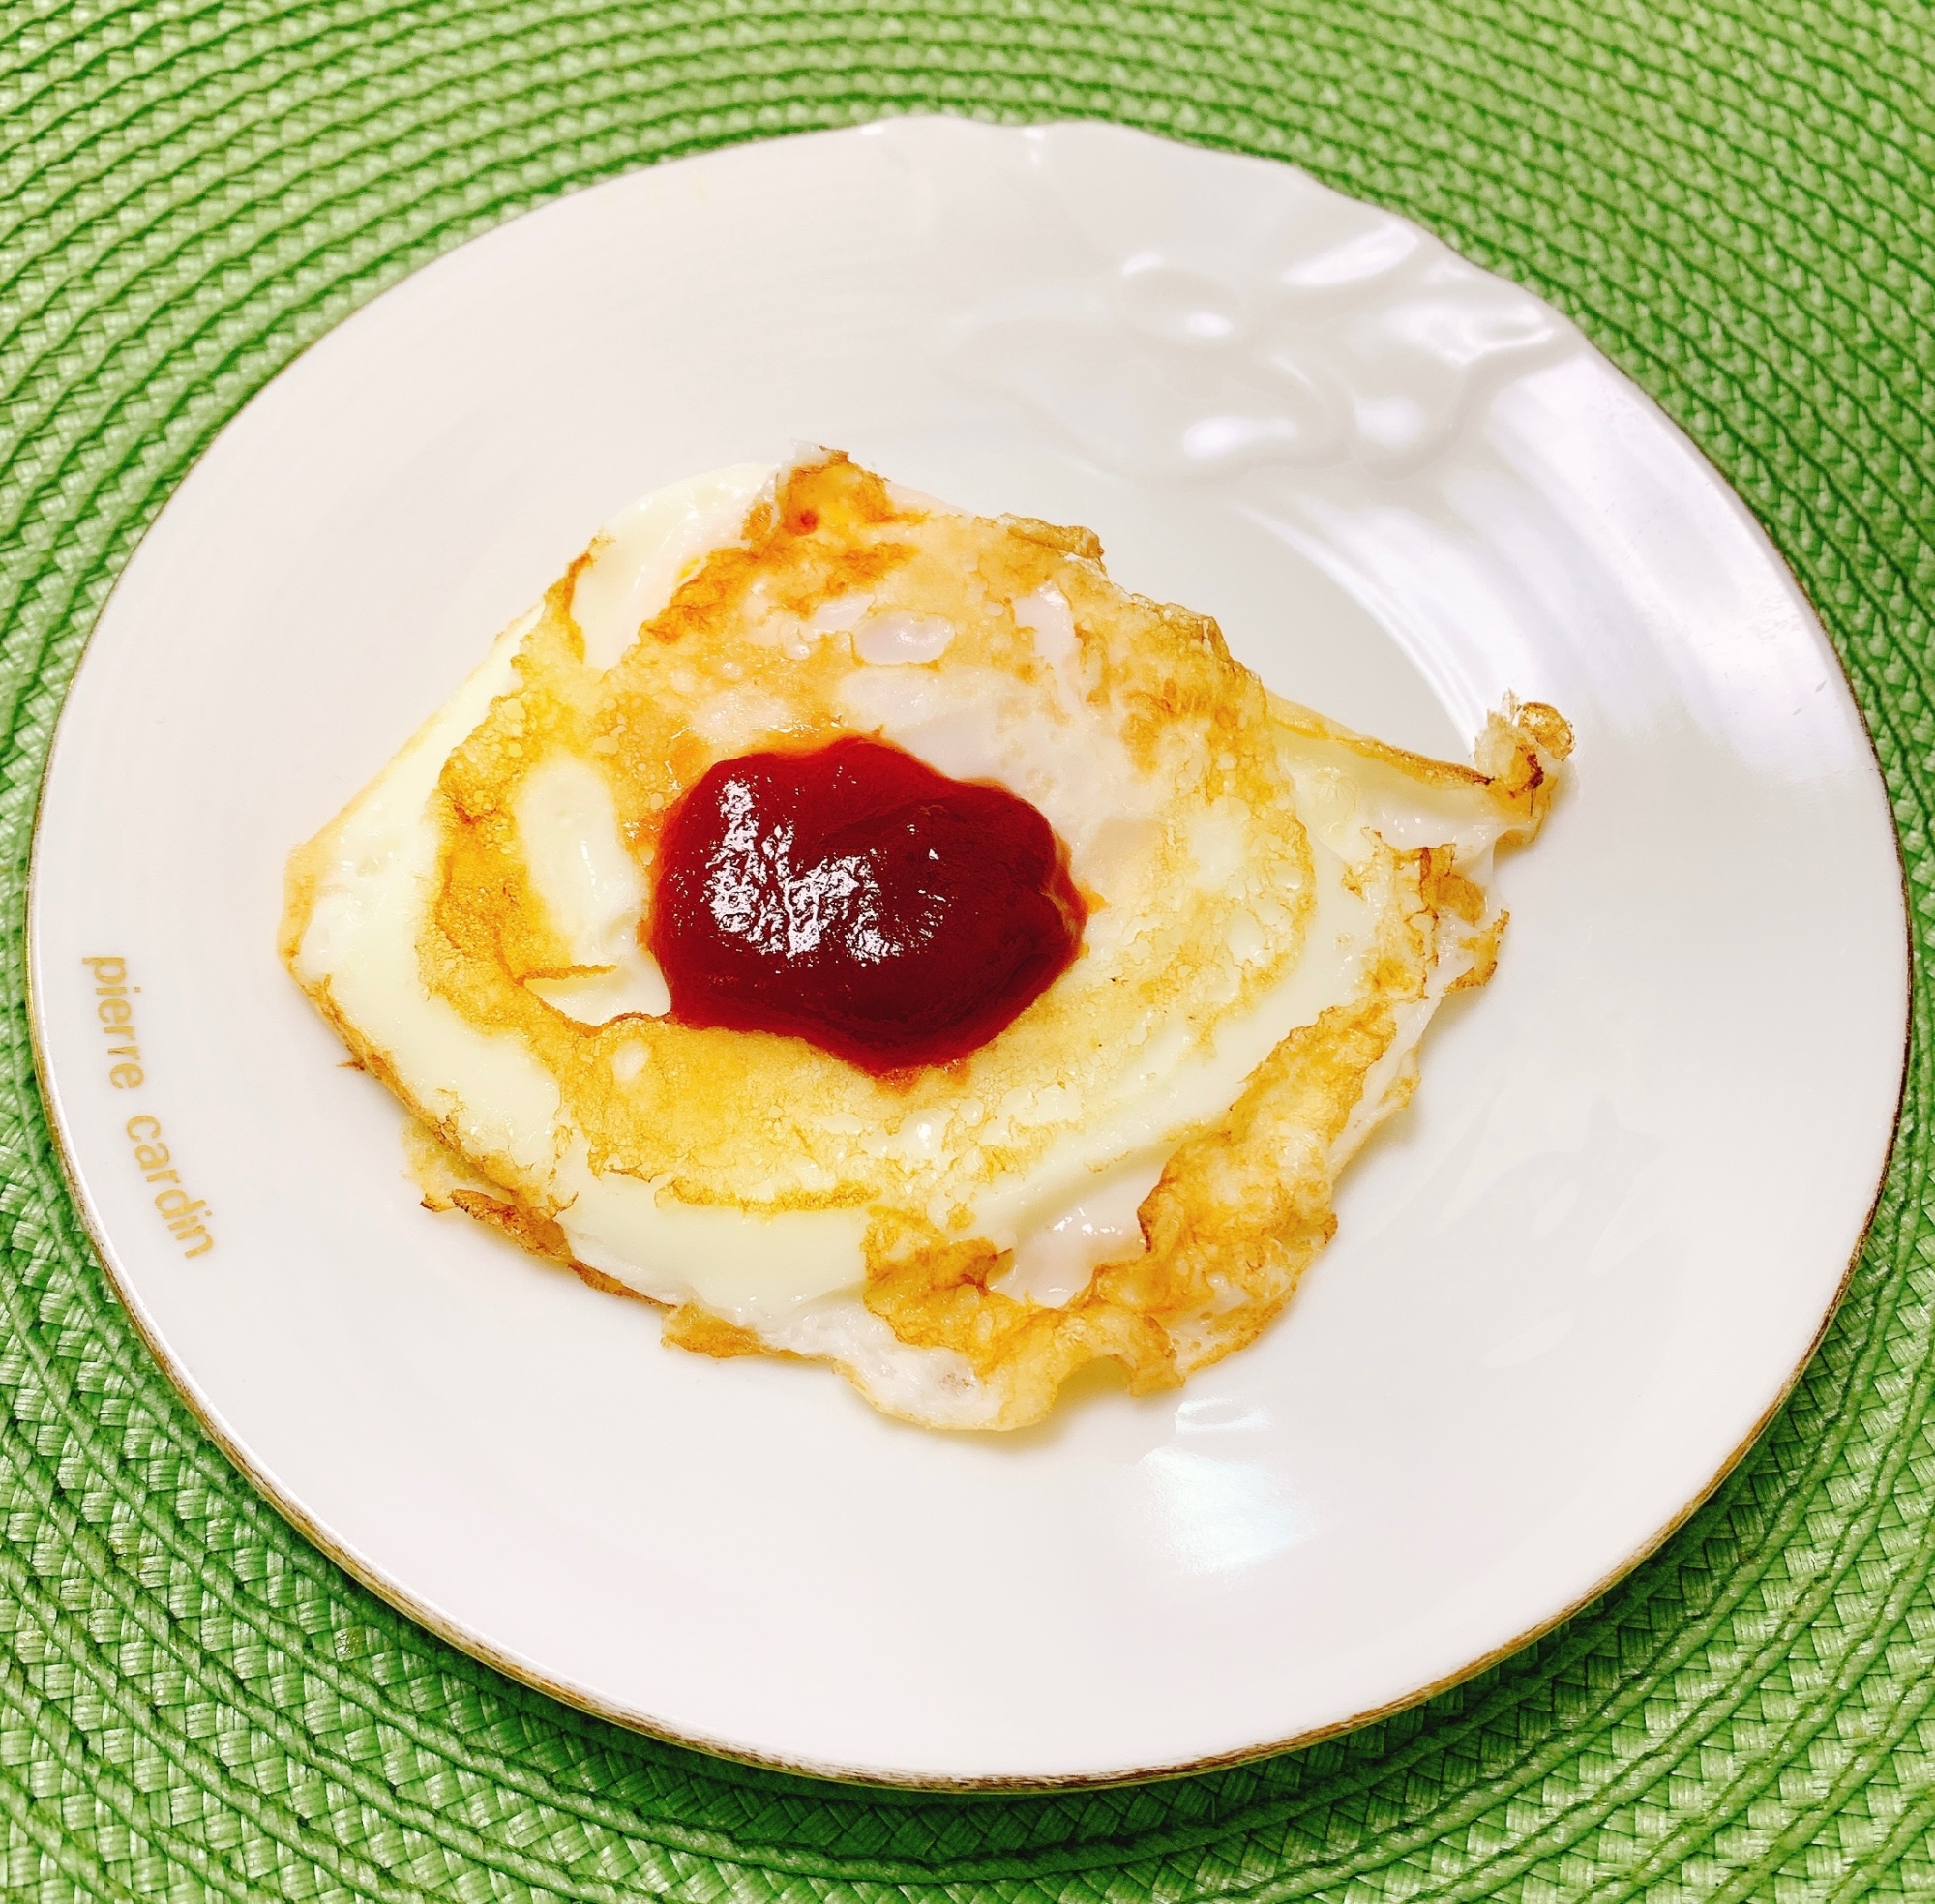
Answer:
[19,113,1917,1791]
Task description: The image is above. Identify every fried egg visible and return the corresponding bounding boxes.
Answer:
[281,450,1569,1430]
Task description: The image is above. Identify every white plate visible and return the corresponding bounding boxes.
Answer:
[27,119,1908,1787]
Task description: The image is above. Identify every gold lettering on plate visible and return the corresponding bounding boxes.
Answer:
[82,953,143,1090]
[82,957,214,1259]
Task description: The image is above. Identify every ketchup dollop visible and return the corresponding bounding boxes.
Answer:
[649,737,1087,1072]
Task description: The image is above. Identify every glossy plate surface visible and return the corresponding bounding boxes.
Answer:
[26,119,1908,1786]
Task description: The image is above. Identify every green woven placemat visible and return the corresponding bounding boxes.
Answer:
[3,0,1932,1896]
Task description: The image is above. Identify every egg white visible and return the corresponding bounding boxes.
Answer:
[285,460,1564,1428]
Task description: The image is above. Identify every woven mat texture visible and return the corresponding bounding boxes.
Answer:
[2,0,1933,1896]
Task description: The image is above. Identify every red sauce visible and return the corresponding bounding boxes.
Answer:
[649,737,1087,1072]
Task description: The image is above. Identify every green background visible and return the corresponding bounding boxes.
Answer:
[3,0,1933,1895]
